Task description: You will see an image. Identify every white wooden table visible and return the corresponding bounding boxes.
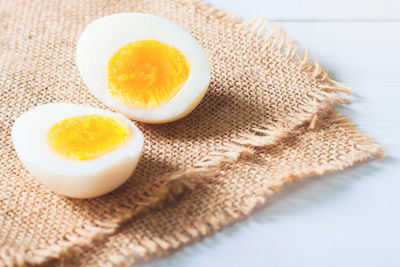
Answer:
[138,1,400,266]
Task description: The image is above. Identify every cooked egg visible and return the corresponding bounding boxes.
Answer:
[76,13,211,123]
[12,103,144,198]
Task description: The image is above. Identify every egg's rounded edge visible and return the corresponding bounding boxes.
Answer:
[16,148,141,199]
[76,12,212,124]
[11,102,145,199]
[123,78,211,124]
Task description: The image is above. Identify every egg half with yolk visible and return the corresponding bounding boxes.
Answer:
[12,103,144,198]
[76,13,211,123]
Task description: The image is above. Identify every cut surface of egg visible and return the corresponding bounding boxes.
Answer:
[12,103,144,198]
[76,13,210,123]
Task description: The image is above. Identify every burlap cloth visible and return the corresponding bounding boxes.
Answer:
[0,0,384,266]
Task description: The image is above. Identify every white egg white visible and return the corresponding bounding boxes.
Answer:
[76,13,211,123]
[12,103,144,198]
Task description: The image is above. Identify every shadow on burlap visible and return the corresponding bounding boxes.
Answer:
[0,0,383,266]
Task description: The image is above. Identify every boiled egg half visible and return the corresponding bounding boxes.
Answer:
[12,103,144,198]
[76,13,211,123]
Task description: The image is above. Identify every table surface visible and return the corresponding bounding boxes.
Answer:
[137,1,400,266]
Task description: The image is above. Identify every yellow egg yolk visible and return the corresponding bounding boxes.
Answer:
[107,40,190,108]
[46,114,131,160]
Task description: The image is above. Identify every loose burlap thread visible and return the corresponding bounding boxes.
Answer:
[0,0,383,266]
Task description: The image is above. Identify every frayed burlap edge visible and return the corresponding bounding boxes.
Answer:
[1,0,361,266]
[108,115,385,266]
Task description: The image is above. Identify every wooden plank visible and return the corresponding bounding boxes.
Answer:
[208,0,400,20]
[137,22,400,267]
[279,21,400,147]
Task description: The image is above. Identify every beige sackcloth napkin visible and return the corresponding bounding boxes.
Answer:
[0,0,384,266]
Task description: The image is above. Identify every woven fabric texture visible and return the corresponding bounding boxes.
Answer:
[62,110,383,266]
[0,0,382,266]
